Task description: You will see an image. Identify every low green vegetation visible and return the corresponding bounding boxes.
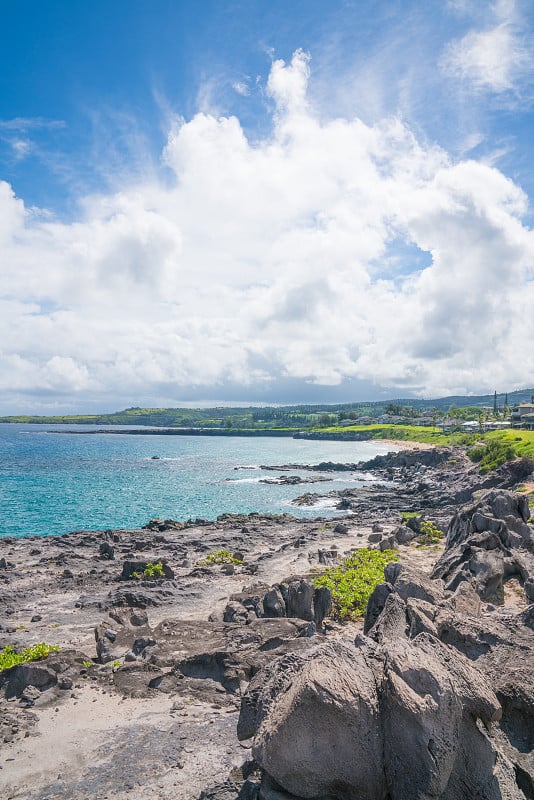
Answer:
[131,562,165,580]
[0,642,60,672]
[401,511,422,522]
[418,520,444,545]
[313,548,398,621]
[468,439,517,473]
[483,430,534,460]
[319,423,476,447]
[143,561,165,579]
[197,549,243,566]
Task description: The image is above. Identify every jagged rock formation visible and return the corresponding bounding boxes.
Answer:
[431,489,534,601]
[236,490,534,800]
[222,578,331,629]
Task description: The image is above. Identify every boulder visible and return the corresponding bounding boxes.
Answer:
[285,579,314,621]
[240,631,512,800]
[262,587,286,618]
[243,639,385,800]
[393,525,417,544]
[1,662,57,699]
[99,541,115,560]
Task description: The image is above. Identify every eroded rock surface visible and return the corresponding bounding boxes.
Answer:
[237,489,534,800]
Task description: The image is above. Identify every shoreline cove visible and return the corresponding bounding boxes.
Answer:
[0,427,404,539]
[0,445,532,799]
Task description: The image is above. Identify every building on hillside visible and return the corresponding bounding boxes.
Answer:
[460,420,481,432]
[510,403,534,429]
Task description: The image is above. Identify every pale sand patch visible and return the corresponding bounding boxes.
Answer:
[381,439,435,451]
[503,577,528,613]
[0,690,173,798]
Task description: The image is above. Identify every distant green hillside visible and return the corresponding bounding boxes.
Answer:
[1,388,532,428]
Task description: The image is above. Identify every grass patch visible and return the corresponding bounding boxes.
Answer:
[468,439,517,473]
[197,549,243,566]
[0,643,60,672]
[401,511,422,522]
[313,548,398,621]
[318,423,477,446]
[483,430,534,460]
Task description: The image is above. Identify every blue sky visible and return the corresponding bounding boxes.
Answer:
[0,0,533,412]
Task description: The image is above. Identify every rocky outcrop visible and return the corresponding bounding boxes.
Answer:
[108,616,319,698]
[432,489,534,601]
[238,490,534,800]
[238,626,523,799]
[223,579,331,629]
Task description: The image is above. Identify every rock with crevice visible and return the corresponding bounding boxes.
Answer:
[239,627,517,800]
[432,489,534,603]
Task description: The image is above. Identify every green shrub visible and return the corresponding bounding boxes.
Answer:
[401,511,422,522]
[0,642,60,673]
[313,548,398,621]
[418,520,444,545]
[197,549,243,566]
[143,561,164,579]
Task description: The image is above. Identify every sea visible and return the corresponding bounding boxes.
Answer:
[0,424,399,539]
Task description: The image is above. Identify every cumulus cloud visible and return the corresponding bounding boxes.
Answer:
[0,50,533,411]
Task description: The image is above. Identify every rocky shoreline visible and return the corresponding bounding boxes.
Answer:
[0,445,533,799]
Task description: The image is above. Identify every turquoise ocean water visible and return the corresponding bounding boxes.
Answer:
[0,424,398,538]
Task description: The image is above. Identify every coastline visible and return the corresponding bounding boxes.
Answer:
[0,444,532,799]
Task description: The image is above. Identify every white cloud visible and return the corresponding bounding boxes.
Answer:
[440,2,534,96]
[0,49,533,411]
[232,80,250,96]
[0,117,66,164]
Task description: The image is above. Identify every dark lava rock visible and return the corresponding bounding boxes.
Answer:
[107,585,179,608]
[99,541,115,560]
[432,489,534,602]
[1,662,57,699]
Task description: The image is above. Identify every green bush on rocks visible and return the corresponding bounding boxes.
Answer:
[197,549,243,566]
[0,643,60,673]
[313,548,398,621]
